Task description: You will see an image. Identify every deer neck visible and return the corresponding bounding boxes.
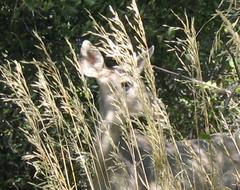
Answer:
[97,80,124,149]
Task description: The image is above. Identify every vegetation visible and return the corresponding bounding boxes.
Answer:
[0,0,239,189]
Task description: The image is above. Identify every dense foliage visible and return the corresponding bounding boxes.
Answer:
[0,0,239,189]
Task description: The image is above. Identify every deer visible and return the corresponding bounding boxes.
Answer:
[78,40,240,190]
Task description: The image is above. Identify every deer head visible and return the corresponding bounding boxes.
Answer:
[79,40,154,126]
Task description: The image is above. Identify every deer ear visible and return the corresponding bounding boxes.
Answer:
[136,46,154,73]
[79,40,104,78]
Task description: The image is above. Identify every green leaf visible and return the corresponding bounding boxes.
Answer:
[228,58,235,68]
[84,0,96,6]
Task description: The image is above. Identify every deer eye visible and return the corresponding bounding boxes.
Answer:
[121,81,132,91]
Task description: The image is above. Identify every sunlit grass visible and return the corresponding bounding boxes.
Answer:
[0,0,239,189]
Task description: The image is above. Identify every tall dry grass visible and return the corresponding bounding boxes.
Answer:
[0,0,239,189]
